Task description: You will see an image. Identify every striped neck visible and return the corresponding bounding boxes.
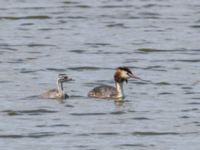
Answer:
[57,80,64,95]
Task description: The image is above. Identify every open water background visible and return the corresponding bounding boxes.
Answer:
[0,0,200,149]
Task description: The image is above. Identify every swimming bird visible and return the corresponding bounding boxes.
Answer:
[42,73,72,99]
[88,67,141,99]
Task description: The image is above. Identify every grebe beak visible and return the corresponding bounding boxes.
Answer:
[129,73,150,82]
[64,76,73,82]
[129,73,141,80]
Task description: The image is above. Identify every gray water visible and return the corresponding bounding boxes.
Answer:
[0,0,200,149]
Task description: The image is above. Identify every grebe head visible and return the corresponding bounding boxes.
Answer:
[57,73,72,83]
[114,67,141,83]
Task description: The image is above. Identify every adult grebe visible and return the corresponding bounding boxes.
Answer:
[88,67,141,99]
[42,74,72,99]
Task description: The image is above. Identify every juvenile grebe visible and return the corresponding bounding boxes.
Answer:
[42,74,72,99]
[88,67,141,99]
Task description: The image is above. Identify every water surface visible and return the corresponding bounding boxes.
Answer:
[0,0,200,150]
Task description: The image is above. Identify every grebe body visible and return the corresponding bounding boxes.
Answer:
[88,67,140,99]
[42,74,72,99]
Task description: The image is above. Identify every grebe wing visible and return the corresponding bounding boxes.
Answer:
[42,89,59,99]
[88,85,117,98]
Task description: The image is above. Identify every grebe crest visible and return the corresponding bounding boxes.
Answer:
[42,73,72,99]
[88,67,141,99]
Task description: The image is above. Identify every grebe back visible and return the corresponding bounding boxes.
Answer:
[88,67,141,99]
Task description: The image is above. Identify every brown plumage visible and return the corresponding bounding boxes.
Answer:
[88,67,140,99]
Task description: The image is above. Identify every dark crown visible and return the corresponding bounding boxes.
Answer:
[114,67,132,83]
[117,67,132,74]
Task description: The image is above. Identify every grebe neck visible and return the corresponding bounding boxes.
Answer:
[57,80,64,95]
[115,81,124,98]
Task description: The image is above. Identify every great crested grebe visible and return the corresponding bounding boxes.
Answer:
[88,67,141,99]
[42,74,72,99]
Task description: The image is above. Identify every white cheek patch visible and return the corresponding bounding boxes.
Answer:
[121,71,129,78]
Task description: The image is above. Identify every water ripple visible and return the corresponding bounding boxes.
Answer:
[68,66,102,71]
[62,1,80,5]
[190,25,200,28]
[118,143,154,148]
[158,92,174,95]
[132,117,151,120]
[46,68,66,72]
[100,5,134,9]
[0,132,68,139]
[3,109,58,116]
[49,124,70,127]
[70,112,107,116]
[0,15,51,20]
[132,131,180,136]
[92,132,119,136]
[106,23,128,28]
[109,111,125,115]
[27,44,57,47]
[69,49,86,54]
[76,132,120,136]
[181,108,199,112]
[187,102,200,105]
